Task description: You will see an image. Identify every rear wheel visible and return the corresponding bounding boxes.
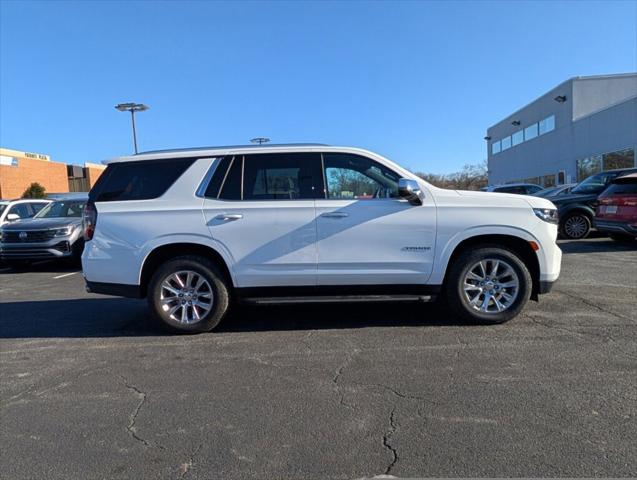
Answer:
[147,255,230,333]
[561,212,591,239]
[444,246,532,324]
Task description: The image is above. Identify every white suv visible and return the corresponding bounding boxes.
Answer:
[82,144,561,332]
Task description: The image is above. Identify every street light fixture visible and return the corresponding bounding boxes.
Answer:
[250,137,270,145]
[115,102,149,154]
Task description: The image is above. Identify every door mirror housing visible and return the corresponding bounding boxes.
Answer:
[398,178,424,205]
[6,213,20,222]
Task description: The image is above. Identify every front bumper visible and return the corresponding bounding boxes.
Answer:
[593,219,637,236]
[0,240,74,260]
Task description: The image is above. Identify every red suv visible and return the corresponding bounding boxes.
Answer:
[595,173,637,242]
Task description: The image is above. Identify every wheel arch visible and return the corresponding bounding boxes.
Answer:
[443,234,541,300]
[559,205,595,221]
[139,242,234,298]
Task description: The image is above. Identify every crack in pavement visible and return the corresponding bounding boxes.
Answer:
[120,375,155,449]
[382,407,399,475]
[555,288,635,322]
[179,443,203,479]
[332,346,361,409]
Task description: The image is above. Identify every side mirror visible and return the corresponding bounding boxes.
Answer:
[398,178,424,205]
[6,213,20,222]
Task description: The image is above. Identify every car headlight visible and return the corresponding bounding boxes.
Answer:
[52,226,74,237]
[533,208,558,224]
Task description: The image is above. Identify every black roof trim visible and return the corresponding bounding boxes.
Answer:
[136,143,330,156]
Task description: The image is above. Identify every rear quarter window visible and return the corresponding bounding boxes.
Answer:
[91,158,196,202]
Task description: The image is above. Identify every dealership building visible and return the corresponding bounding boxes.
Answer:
[0,147,105,199]
[486,73,637,187]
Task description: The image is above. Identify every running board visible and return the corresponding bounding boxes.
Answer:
[240,294,436,305]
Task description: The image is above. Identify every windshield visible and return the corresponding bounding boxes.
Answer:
[571,172,619,194]
[35,201,86,218]
[534,187,559,197]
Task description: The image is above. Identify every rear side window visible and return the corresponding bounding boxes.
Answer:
[604,180,637,195]
[244,153,316,200]
[91,158,196,202]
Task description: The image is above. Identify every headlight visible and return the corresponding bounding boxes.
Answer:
[533,208,558,224]
[52,226,74,237]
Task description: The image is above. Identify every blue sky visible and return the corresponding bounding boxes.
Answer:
[1,0,635,173]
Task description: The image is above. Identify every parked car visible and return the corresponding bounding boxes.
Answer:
[0,198,51,226]
[480,183,543,195]
[82,144,562,332]
[0,196,87,267]
[533,183,576,199]
[594,173,637,242]
[552,167,637,239]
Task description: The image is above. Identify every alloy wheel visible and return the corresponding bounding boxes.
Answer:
[160,270,214,324]
[462,258,520,314]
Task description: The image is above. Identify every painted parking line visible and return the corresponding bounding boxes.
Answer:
[53,272,79,280]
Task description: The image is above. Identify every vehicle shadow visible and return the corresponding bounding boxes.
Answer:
[0,298,471,339]
[0,261,80,274]
[559,238,636,254]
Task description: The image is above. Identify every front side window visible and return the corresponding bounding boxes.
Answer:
[36,201,86,218]
[322,153,400,200]
[31,202,48,214]
[8,203,32,219]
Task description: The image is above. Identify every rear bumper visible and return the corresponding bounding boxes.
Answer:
[85,280,143,298]
[593,219,637,235]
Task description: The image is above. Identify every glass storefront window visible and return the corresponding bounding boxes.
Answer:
[524,123,538,141]
[603,148,635,170]
[492,141,501,155]
[542,174,556,187]
[512,130,524,146]
[501,136,512,151]
[539,115,555,135]
[577,155,602,181]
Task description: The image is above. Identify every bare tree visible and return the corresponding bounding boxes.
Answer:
[415,160,487,191]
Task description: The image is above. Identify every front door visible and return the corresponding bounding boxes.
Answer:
[315,152,436,285]
[202,153,321,288]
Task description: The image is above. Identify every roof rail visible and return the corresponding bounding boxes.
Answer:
[136,143,330,155]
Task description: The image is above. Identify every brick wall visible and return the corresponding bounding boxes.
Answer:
[85,166,105,188]
[0,157,69,199]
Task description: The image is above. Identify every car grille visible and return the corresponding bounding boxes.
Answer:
[1,230,56,243]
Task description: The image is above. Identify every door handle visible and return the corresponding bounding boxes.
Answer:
[214,214,243,221]
[320,212,349,218]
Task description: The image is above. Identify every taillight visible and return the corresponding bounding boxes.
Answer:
[83,201,97,241]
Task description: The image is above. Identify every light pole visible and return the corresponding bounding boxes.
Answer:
[115,102,149,154]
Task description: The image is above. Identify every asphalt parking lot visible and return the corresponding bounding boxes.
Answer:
[1,237,636,479]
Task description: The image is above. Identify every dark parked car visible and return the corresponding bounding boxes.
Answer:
[552,167,637,239]
[0,197,87,267]
[594,173,637,242]
[533,183,576,199]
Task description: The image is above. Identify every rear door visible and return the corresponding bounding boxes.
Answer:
[314,152,436,286]
[202,153,322,288]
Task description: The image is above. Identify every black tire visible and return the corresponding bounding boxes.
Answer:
[609,232,635,243]
[444,246,532,324]
[560,212,591,239]
[147,255,230,333]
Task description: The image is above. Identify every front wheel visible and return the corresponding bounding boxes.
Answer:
[147,255,230,333]
[444,246,532,324]
[560,213,591,239]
